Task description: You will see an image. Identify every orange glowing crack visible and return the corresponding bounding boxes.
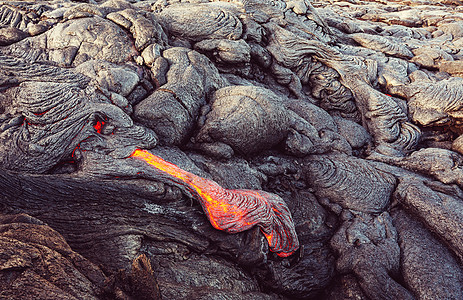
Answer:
[130,149,299,257]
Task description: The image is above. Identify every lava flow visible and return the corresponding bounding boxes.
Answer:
[130,149,299,257]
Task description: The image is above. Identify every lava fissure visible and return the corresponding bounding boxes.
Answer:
[130,148,299,257]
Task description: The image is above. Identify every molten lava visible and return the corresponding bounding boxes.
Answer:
[130,149,299,257]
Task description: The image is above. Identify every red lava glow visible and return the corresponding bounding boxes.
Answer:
[33,110,49,116]
[93,120,105,134]
[71,145,80,158]
[130,149,299,257]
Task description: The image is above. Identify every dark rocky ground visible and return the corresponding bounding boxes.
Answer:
[1,0,463,299]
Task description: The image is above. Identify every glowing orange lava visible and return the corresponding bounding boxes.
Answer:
[130,149,299,257]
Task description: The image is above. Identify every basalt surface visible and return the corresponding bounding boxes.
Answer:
[1,0,463,299]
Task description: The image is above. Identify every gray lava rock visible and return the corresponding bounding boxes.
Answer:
[392,209,463,300]
[303,154,396,213]
[195,85,290,155]
[2,0,463,299]
[135,47,227,145]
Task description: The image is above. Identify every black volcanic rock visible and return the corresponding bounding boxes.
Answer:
[2,0,463,299]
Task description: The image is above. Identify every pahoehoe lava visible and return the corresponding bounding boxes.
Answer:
[1,0,463,299]
[130,149,299,257]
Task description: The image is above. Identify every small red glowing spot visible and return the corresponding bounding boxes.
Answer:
[385,94,392,97]
[129,149,299,257]
[33,110,49,116]
[93,120,105,134]
[71,145,80,158]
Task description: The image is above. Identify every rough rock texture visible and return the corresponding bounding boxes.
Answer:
[135,47,227,145]
[2,0,463,299]
[195,86,290,156]
[303,154,396,213]
[0,213,107,300]
[392,209,463,300]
